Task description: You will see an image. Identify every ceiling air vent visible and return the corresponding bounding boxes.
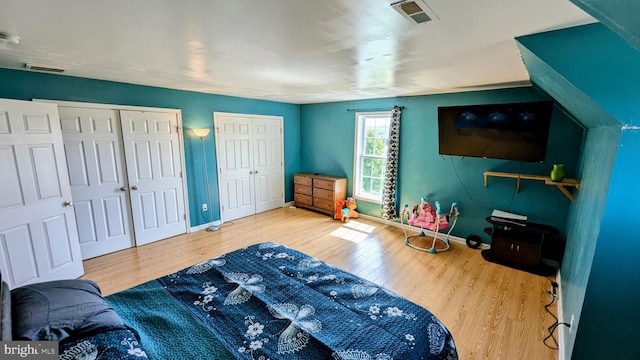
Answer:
[0,32,20,45]
[25,64,65,73]
[391,0,439,24]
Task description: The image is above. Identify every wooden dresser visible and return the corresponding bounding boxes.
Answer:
[294,173,347,216]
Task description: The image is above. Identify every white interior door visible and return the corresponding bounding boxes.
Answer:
[59,107,133,259]
[120,110,186,246]
[0,98,83,289]
[216,114,255,221]
[215,113,283,222]
[253,116,284,213]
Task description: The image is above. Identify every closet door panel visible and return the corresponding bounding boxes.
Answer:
[59,107,133,259]
[253,116,283,213]
[0,99,83,288]
[121,110,186,246]
[215,115,255,221]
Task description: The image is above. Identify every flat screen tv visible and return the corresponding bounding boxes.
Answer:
[438,101,553,162]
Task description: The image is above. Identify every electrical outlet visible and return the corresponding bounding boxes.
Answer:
[202,203,208,212]
[569,314,575,333]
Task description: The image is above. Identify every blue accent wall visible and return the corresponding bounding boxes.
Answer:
[570,0,640,51]
[517,22,640,360]
[300,88,583,241]
[0,68,301,227]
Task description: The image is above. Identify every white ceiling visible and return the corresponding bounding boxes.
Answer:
[0,0,595,104]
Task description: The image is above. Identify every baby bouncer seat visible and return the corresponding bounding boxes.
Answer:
[401,198,460,253]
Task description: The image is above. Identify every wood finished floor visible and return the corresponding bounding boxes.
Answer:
[82,207,559,360]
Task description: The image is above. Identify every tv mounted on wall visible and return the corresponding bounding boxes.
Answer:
[438,101,553,162]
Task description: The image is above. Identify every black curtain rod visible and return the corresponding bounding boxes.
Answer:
[346,105,405,112]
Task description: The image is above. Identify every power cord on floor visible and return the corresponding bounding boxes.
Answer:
[543,281,571,350]
[218,221,234,228]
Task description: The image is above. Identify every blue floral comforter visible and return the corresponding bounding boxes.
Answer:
[155,242,458,359]
[59,329,148,360]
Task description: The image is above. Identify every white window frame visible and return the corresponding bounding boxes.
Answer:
[353,111,392,203]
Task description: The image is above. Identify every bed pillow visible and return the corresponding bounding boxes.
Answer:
[1,273,11,341]
[11,279,126,341]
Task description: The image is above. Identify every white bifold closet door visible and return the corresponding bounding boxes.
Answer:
[0,98,84,288]
[214,112,284,222]
[59,107,133,259]
[120,110,186,246]
[59,106,186,259]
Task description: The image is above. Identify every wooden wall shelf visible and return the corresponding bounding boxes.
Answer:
[483,171,580,201]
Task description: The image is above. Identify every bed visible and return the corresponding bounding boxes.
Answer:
[4,242,458,359]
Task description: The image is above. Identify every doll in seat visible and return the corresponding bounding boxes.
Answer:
[403,198,459,254]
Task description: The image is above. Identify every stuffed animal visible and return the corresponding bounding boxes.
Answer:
[334,200,346,220]
[342,197,359,221]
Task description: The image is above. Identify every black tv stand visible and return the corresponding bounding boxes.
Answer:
[481,217,558,276]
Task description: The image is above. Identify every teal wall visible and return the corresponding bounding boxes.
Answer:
[570,0,640,51]
[0,68,301,227]
[561,126,618,357]
[517,22,640,360]
[300,88,583,241]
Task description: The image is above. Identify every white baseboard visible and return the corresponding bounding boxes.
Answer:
[357,213,490,250]
[189,220,223,232]
[191,202,295,233]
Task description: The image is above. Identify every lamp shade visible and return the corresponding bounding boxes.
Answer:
[193,128,210,138]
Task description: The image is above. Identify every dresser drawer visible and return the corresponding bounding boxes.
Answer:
[313,179,335,191]
[294,175,312,186]
[313,198,334,212]
[314,188,334,201]
[294,193,313,206]
[294,184,312,196]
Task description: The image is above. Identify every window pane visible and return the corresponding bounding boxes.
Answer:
[371,178,382,195]
[363,158,374,176]
[362,177,372,193]
[364,138,375,155]
[374,137,386,156]
[372,159,385,177]
[376,118,387,136]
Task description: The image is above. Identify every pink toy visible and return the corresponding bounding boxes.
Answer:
[402,198,459,254]
[408,199,449,231]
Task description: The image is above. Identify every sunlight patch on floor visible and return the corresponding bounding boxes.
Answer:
[330,220,376,243]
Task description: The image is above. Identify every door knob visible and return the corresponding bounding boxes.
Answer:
[63,200,74,207]
[120,186,128,191]
[131,186,138,190]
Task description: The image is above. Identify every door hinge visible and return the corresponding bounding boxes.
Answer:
[180,171,183,178]
[183,214,186,220]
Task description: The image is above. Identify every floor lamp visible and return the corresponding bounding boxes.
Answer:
[193,128,219,231]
